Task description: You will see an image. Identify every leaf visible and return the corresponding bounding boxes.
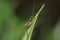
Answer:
[21,3,45,40]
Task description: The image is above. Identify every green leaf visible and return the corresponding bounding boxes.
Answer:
[21,3,45,40]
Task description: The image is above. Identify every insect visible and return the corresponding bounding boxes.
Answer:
[25,16,33,27]
[25,0,36,28]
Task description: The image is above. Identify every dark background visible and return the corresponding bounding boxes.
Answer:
[15,0,60,40]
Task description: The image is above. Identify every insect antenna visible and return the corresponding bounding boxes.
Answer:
[25,0,36,28]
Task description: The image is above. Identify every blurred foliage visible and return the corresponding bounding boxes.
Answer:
[0,1,26,40]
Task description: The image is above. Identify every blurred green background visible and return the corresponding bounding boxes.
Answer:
[0,0,60,40]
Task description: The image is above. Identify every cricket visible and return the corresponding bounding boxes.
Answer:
[25,0,36,28]
[25,16,33,28]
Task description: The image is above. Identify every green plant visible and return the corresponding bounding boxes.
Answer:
[21,3,45,40]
